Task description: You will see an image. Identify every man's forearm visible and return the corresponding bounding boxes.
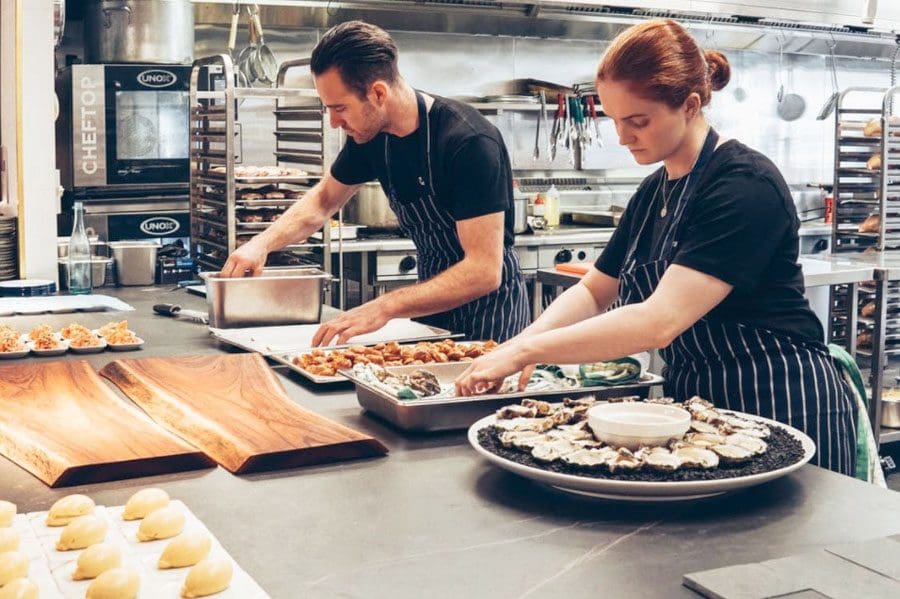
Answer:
[376,259,498,319]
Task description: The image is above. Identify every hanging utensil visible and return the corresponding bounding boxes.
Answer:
[586,95,602,148]
[549,93,563,161]
[776,36,806,122]
[532,95,541,161]
[250,4,277,86]
[816,37,840,121]
[227,4,249,88]
[236,6,257,85]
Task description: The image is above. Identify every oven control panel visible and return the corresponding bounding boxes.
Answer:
[537,244,604,269]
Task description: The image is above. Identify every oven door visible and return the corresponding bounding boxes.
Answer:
[103,65,191,187]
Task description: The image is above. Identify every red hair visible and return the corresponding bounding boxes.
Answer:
[597,19,730,108]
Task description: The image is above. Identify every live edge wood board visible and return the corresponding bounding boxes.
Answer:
[100,353,388,473]
[0,360,213,487]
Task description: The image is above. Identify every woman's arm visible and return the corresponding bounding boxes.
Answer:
[455,264,732,394]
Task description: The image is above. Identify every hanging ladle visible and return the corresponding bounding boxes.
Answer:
[227,3,249,88]
[250,4,277,86]
[817,37,840,120]
[776,36,806,122]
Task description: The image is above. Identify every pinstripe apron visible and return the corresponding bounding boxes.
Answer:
[382,91,530,342]
[618,129,857,475]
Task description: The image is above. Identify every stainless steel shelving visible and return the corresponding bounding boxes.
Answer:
[188,55,343,303]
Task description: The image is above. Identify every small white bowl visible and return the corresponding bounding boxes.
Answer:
[587,402,691,451]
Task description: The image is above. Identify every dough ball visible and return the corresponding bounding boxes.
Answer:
[0,577,39,599]
[158,530,212,569]
[56,514,107,551]
[46,494,95,526]
[0,550,28,587]
[137,505,184,542]
[122,488,169,521]
[0,528,19,553]
[85,567,140,599]
[73,542,123,580]
[0,501,15,528]
[181,557,233,598]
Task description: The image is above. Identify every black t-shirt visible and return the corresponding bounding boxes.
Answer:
[595,140,824,343]
[330,95,516,246]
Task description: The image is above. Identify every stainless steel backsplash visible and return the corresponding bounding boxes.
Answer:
[195,24,892,213]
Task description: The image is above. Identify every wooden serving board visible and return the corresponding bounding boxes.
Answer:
[0,360,213,487]
[100,354,388,473]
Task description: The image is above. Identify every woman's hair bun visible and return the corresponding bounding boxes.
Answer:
[705,49,731,91]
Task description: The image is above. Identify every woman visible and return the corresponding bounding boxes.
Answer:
[456,19,857,476]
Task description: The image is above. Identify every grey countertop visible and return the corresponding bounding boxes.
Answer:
[2,287,900,599]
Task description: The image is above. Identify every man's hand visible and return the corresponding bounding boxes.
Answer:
[312,299,392,347]
[220,238,268,278]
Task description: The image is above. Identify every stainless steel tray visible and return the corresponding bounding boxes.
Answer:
[342,362,665,432]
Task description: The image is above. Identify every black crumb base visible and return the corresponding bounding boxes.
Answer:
[477,426,805,482]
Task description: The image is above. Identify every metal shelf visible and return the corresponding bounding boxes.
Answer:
[189,53,342,307]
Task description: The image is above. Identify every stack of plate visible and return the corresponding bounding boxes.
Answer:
[0,217,17,281]
[0,279,57,297]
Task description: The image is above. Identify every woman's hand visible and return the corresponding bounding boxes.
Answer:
[454,341,532,396]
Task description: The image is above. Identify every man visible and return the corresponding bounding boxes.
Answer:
[221,20,529,345]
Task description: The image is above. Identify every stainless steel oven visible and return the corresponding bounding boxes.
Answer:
[57,63,191,193]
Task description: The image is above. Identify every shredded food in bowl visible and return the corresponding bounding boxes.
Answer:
[99,320,139,345]
[0,331,24,352]
[70,333,104,348]
[60,323,92,340]
[28,324,53,341]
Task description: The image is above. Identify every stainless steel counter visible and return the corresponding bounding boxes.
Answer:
[1,288,900,598]
[327,226,616,253]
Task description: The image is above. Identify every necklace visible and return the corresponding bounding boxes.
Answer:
[658,174,689,218]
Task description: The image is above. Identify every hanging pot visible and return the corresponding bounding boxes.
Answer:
[84,0,194,65]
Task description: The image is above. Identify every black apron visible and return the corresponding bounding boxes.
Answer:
[381,91,529,343]
[618,129,857,476]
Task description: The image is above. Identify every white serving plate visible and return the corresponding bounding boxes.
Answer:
[468,411,816,502]
[107,337,145,351]
[27,339,69,357]
[69,338,109,354]
[0,347,30,359]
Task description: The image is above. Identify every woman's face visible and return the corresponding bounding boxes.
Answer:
[596,78,692,165]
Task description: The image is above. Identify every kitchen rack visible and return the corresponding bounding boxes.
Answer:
[188,55,344,304]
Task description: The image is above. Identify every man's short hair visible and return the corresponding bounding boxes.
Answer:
[310,21,399,98]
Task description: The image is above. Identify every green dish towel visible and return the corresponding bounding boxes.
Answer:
[828,343,886,487]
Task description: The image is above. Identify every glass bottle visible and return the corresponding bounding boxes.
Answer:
[68,201,92,294]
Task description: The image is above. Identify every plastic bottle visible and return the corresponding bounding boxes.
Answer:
[545,184,560,229]
[68,201,92,294]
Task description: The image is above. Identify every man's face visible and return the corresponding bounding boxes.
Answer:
[314,67,388,144]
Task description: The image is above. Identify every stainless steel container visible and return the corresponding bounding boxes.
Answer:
[513,197,528,234]
[57,240,107,258]
[882,395,900,428]
[84,0,194,64]
[343,362,662,432]
[343,182,400,231]
[109,240,159,286]
[58,257,113,289]
[203,267,332,328]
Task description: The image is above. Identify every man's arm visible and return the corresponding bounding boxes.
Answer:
[220,174,361,277]
[311,211,505,345]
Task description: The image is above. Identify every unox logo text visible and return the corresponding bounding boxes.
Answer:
[137,69,177,88]
[140,217,180,235]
